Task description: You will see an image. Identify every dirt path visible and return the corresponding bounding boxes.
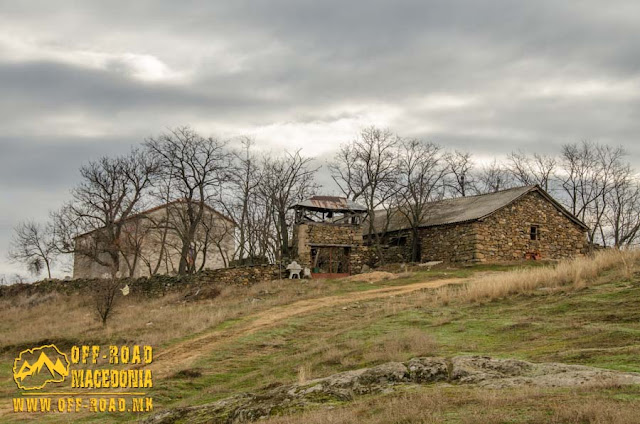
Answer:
[149,277,466,378]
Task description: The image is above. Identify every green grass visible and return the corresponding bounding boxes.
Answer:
[163,271,640,414]
[3,257,640,423]
[144,270,640,415]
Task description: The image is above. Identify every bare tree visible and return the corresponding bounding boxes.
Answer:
[558,141,600,220]
[444,150,475,197]
[259,150,319,261]
[557,141,627,244]
[506,151,557,191]
[8,221,57,279]
[53,149,156,278]
[145,127,230,274]
[197,211,235,270]
[118,216,155,277]
[50,149,155,325]
[52,150,154,326]
[329,127,400,258]
[395,139,447,261]
[605,165,640,247]
[477,159,513,193]
[220,138,265,264]
[94,279,121,326]
[10,274,28,284]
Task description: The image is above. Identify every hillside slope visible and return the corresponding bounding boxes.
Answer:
[1,251,639,423]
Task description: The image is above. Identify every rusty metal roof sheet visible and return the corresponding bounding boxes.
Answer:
[291,196,367,212]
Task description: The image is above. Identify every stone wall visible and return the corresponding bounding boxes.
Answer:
[198,264,282,286]
[295,222,366,274]
[419,223,478,263]
[370,224,477,264]
[475,191,586,262]
[349,245,369,273]
[2,264,283,299]
[368,232,415,265]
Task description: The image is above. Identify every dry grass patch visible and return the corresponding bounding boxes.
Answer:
[297,363,313,384]
[265,384,640,424]
[0,290,242,349]
[434,249,640,305]
[265,390,449,424]
[548,398,640,424]
[363,328,438,363]
[0,277,339,351]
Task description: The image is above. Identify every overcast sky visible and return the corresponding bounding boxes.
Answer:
[1,0,640,279]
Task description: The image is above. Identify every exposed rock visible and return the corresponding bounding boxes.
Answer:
[451,356,535,383]
[454,356,640,389]
[406,357,449,383]
[143,356,640,424]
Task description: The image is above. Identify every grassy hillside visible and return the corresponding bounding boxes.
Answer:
[1,251,639,423]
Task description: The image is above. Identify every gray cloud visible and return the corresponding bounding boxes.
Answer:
[1,0,640,277]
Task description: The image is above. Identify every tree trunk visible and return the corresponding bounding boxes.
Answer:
[279,211,289,260]
[411,228,421,262]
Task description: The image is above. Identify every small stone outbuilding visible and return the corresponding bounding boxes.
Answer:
[370,185,588,263]
[291,196,368,278]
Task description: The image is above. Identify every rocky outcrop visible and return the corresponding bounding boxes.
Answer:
[143,356,640,424]
[450,356,640,389]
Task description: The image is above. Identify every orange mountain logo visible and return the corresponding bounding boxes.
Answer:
[13,345,70,390]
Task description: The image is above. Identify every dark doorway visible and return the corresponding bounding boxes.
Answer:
[311,246,351,278]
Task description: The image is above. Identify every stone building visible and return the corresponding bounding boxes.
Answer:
[370,185,588,263]
[73,200,236,278]
[291,196,368,277]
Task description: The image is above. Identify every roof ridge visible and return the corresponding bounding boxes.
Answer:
[373,185,536,212]
[433,185,536,203]
[368,185,547,234]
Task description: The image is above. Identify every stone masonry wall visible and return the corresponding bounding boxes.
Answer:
[2,264,283,299]
[198,264,281,285]
[295,222,366,274]
[350,245,369,273]
[474,191,587,262]
[418,223,478,263]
